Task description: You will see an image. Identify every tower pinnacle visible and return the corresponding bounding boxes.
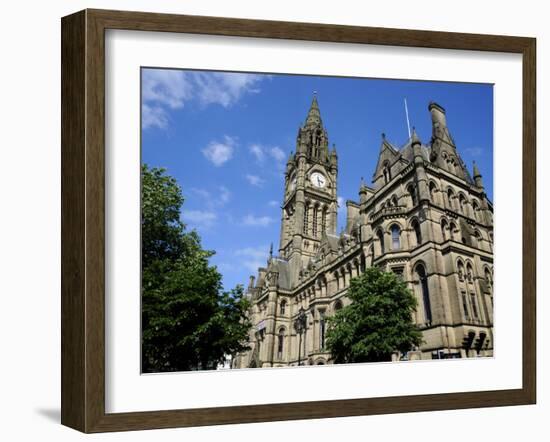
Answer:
[305,93,322,127]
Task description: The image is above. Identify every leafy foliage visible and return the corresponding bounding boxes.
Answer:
[141,164,251,372]
[326,267,422,364]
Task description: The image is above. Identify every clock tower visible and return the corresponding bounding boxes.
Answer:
[279,94,338,275]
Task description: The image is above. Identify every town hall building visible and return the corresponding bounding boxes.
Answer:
[233,95,494,368]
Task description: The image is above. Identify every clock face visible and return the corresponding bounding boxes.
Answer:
[310,172,327,188]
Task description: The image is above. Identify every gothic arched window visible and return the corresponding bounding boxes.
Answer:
[429,181,438,202]
[484,267,493,294]
[466,263,474,283]
[408,184,418,206]
[441,219,448,241]
[415,264,432,323]
[319,311,326,349]
[457,260,465,281]
[474,230,482,248]
[472,200,480,220]
[277,328,285,359]
[447,188,454,210]
[449,222,458,241]
[280,300,287,315]
[459,194,467,214]
[390,224,401,250]
[377,229,385,254]
[411,220,422,246]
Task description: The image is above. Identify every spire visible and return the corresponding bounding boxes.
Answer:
[411,127,421,146]
[473,161,484,188]
[305,92,322,127]
[269,242,273,259]
[473,161,481,178]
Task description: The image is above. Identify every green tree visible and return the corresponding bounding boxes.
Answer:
[326,267,422,364]
[141,164,251,372]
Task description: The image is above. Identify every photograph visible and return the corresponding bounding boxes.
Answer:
[140,68,494,373]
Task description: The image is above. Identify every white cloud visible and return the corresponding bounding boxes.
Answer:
[337,196,346,214]
[245,174,265,187]
[182,210,217,229]
[219,186,231,205]
[464,147,484,157]
[141,69,265,130]
[142,104,170,130]
[242,214,275,227]
[142,69,191,110]
[190,186,231,208]
[248,144,287,167]
[235,246,270,272]
[249,144,266,163]
[268,200,279,207]
[202,136,236,167]
[192,72,264,108]
[269,146,286,163]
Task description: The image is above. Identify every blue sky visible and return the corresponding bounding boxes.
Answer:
[141,68,493,292]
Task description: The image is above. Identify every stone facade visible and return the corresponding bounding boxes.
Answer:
[233,96,494,368]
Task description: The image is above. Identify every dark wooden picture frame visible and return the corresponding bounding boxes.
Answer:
[61,8,536,433]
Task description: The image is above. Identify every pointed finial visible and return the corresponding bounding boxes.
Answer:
[473,160,482,178]
[269,243,273,259]
[411,126,421,145]
[382,132,386,140]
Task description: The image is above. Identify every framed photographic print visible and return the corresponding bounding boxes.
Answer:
[61,9,536,433]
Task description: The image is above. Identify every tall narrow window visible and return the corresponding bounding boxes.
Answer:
[382,161,391,184]
[412,220,422,246]
[377,229,385,254]
[321,208,327,234]
[485,268,493,291]
[312,205,318,237]
[462,292,470,320]
[416,265,432,323]
[277,329,285,359]
[447,189,454,209]
[429,182,437,202]
[450,222,458,241]
[408,184,418,206]
[459,194,467,214]
[304,204,309,234]
[319,312,326,350]
[457,261,465,281]
[472,201,480,221]
[441,219,448,241]
[470,293,479,318]
[466,263,474,283]
[391,224,401,250]
[280,300,286,315]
